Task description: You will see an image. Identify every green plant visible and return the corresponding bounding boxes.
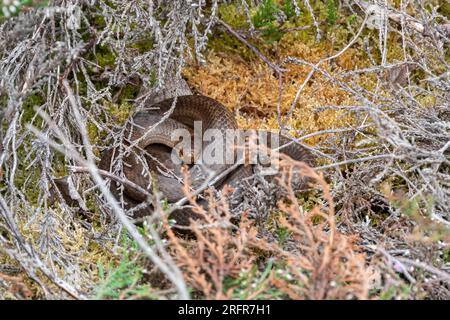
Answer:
[251,0,286,42]
[276,225,291,245]
[94,234,155,300]
[283,0,296,19]
[252,0,280,28]
[379,283,411,300]
[224,260,286,299]
[383,184,450,243]
[326,0,338,26]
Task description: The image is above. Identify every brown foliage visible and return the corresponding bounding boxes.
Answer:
[255,156,370,299]
[0,272,33,299]
[165,154,370,300]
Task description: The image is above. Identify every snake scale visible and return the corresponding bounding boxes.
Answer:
[98,90,315,225]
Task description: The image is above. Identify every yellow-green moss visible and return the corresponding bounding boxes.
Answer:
[95,45,116,68]
[105,101,133,125]
[130,35,154,54]
[439,1,450,19]
[219,3,249,29]
[21,93,45,125]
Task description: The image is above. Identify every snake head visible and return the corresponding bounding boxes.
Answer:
[172,142,202,165]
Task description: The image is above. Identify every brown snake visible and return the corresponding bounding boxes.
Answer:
[98,94,315,225]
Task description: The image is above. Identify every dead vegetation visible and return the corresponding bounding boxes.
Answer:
[164,153,370,300]
[0,0,449,299]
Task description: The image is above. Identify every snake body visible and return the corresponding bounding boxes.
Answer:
[99,94,315,223]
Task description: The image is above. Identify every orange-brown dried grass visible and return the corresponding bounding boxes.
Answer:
[164,152,370,300]
[183,37,372,145]
[258,155,370,299]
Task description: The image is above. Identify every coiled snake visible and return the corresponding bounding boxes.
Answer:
[98,94,315,225]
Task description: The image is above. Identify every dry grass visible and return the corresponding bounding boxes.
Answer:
[184,50,358,145]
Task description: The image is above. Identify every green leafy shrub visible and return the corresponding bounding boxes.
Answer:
[283,0,296,19]
[326,0,338,26]
[252,0,280,28]
[95,234,156,300]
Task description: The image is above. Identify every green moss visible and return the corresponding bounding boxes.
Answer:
[0,91,71,206]
[95,45,116,68]
[87,123,100,146]
[207,31,254,61]
[116,83,141,104]
[149,69,158,87]
[11,140,67,205]
[212,1,339,58]
[219,3,249,29]
[131,36,154,54]
[5,94,48,204]
[92,13,107,29]
[105,101,133,125]
[261,26,285,43]
[279,12,320,46]
[443,247,449,263]
[362,31,407,65]
[416,94,437,108]
[379,283,411,300]
[438,1,450,19]
[297,191,322,212]
[0,94,8,110]
[21,93,45,125]
[213,3,301,58]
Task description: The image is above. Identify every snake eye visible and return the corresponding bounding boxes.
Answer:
[176,149,192,164]
[178,150,186,162]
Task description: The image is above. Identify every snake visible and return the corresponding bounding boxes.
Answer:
[98,94,315,225]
